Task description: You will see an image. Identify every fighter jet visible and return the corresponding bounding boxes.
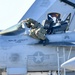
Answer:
[0,0,75,75]
[0,13,75,46]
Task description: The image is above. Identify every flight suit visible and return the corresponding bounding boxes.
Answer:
[35,27,47,40]
[24,18,47,40]
[43,19,54,34]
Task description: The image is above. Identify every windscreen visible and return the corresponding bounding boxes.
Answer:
[0,22,25,35]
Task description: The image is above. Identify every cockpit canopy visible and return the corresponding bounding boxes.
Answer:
[0,22,25,36]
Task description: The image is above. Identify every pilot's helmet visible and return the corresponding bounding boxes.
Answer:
[26,22,31,28]
[25,21,30,25]
[25,18,31,28]
[47,13,61,23]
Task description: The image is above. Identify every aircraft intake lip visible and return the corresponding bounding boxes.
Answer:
[61,57,75,70]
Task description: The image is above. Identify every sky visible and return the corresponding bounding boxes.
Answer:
[0,0,35,30]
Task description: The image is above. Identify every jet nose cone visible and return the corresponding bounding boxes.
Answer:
[61,57,75,71]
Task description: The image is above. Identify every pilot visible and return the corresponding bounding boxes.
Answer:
[22,18,49,45]
[42,15,55,34]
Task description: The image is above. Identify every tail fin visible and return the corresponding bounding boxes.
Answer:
[19,0,56,22]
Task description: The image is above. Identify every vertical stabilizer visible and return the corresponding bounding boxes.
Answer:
[19,0,56,21]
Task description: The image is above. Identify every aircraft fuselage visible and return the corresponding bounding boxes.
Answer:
[0,32,75,71]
